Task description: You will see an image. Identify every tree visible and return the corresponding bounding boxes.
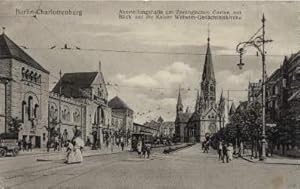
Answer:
[8,117,23,136]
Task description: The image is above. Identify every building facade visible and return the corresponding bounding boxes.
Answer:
[0,33,50,147]
[0,32,117,148]
[175,36,225,143]
[108,96,134,138]
[51,69,111,145]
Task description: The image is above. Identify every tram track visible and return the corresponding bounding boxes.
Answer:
[4,152,128,188]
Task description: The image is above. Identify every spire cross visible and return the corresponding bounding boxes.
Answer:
[207,23,210,42]
[2,27,5,34]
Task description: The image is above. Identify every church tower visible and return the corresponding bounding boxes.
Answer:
[200,32,216,109]
[176,87,184,114]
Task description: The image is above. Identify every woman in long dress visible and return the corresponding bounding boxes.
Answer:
[65,141,75,164]
[227,143,234,161]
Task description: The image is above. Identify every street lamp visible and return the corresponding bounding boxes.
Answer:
[235,14,273,161]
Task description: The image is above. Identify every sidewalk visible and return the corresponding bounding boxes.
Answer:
[21,145,130,161]
[240,154,300,165]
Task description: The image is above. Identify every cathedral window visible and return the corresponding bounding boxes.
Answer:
[25,69,29,80]
[30,71,34,82]
[33,104,39,119]
[21,68,25,79]
[28,96,33,120]
[22,101,26,122]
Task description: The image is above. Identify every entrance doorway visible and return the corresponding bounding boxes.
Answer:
[35,136,41,148]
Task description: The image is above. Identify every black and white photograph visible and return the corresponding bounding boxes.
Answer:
[0,0,299,188]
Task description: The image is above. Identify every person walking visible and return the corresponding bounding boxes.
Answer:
[28,139,32,151]
[222,143,229,163]
[145,142,151,158]
[218,141,223,161]
[110,135,115,152]
[137,139,142,158]
[116,137,120,149]
[203,141,209,153]
[120,136,125,151]
[227,143,233,161]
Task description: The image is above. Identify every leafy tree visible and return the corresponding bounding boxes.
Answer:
[8,117,23,136]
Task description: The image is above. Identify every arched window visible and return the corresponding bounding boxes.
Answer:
[38,74,41,83]
[33,73,37,83]
[34,104,39,118]
[21,68,25,79]
[28,96,33,120]
[22,101,26,122]
[25,69,29,80]
[30,71,34,82]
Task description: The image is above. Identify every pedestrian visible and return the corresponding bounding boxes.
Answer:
[116,137,120,149]
[227,143,233,161]
[218,141,223,161]
[26,138,30,152]
[222,143,229,163]
[120,136,125,151]
[22,139,27,152]
[28,139,32,151]
[137,139,142,158]
[203,141,209,153]
[145,143,151,158]
[110,135,114,152]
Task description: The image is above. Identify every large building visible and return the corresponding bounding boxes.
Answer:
[246,51,300,155]
[0,32,134,148]
[50,68,111,144]
[175,36,225,143]
[0,32,50,147]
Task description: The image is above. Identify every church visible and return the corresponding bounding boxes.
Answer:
[175,35,225,143]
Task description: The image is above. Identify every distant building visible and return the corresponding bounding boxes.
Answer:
[108,96,134,137]
[133,122,159,136]
[175,36,225,143]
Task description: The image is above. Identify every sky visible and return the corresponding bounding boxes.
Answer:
[0,1,299,123]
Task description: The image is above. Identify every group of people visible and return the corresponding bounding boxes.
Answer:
[136,139,151,158]
[218,141,234,163]
[18,138,32,151]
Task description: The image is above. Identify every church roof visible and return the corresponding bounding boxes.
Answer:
[176,112,192,123]
[108,96,132,111]
[161,121,175,128]
[52,72,98,98]
[157,116,164,123]
[202,37,215,82]
[0,33,49,73]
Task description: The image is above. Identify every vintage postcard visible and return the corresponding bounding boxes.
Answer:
[0,0,299,189]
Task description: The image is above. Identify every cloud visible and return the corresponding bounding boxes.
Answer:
[115,61,197,90]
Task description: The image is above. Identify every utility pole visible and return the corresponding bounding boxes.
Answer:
[58,70,62,141]
[236,14,272,161]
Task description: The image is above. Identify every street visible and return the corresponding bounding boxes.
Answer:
[0,144,299,189]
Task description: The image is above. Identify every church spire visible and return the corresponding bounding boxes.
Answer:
[176,87,183,113]
[200,27,216,110]
[202,29,215,82]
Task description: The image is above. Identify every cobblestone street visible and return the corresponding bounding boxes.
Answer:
[0,144,299,189]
